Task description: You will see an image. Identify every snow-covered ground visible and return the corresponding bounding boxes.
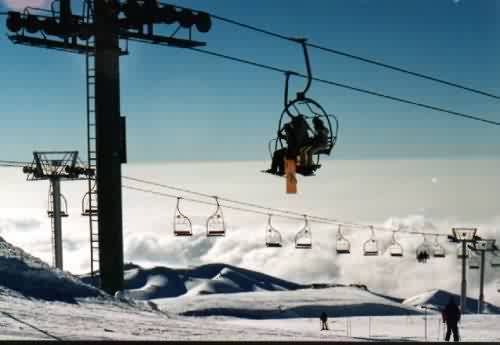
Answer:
[2,236,500,341]
[2,292,500,341]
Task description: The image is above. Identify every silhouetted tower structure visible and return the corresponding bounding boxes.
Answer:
[22,151,92,269]
[5,0,211,294]
[469,239,496,314]
[452,227,477,314]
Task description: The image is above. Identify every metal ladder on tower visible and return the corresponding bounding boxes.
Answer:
[50,196,56,268]
[84,0,100,286]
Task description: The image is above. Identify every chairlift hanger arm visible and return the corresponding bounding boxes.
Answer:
[284,71,298,118]
[283,38,312,117]
[289,38,312,100]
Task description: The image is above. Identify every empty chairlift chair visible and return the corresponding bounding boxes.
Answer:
[416,236,432,263]
[432,235,446,258]
[363,226,378,256]
[206,196,225,237]
[388,231,403,257]
[336,225,351,254]
[265,215,282,248]
[295,216,312,249]
[491,252,500,268]
[173,197,193,237]
[469,253,480,270]
[81,189,98,216]
[47,184,69,218]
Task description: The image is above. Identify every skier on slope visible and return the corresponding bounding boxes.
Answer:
[320,312,329,331]
[442,297,461,342]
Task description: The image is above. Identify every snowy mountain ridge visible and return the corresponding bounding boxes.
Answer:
[403,288,500,314]
[0,236,106,303]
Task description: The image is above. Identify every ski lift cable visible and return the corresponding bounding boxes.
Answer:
[0,159,453,239]
[123,175,362,229]
[122,176,449,238]
[0,160,32,167]
[0,163,27,168]
[0,5,500,100]
[205,10,500,101]
[125,34,499,126]
[0,159,462,238]
[123,184,317,223]
[186,47,500,127]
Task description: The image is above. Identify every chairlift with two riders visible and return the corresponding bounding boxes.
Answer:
[264,39,338,186]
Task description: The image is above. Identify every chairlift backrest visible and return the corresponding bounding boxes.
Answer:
[174,198,193,237]
[47,185,69,218]
[469,256,480,269]
[206,197,225,237]
[363,240,378,256]
[266,215,282,248]
[389,244,403,257]
[491,254,500,268]
[336,225,350,254]
[389,231,403,257]
[295,216,312,249]
[432,237,446,258]
[363,226,378,256]
[81,190,98,216]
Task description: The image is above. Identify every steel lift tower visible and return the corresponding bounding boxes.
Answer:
[22,151,92,270]
[5,0,211,294]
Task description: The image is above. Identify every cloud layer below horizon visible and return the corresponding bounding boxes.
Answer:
[1,159,499,303]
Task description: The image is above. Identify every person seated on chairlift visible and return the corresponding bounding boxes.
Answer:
[266,122,293,176]
[266,115,311,175]
[288,114,312,160]
[300,117,329,168]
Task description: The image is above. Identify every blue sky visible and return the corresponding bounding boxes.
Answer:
[0,0,498,162]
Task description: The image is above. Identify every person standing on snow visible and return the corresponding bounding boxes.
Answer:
[320,312,329,331]
[442,298,461,342]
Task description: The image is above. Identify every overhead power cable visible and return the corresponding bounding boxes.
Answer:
[123,175,449,238]
[207,11,500,101]
[185,47,500,127]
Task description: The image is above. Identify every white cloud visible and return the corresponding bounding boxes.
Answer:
[0,160,499,302]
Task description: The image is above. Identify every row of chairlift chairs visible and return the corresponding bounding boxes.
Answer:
[335,226,447,262]
[49,190,228,236]
[50,188,500,276]
[172,196,500,267]
[47,186,96,218]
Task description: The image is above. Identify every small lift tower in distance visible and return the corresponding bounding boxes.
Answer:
[22,151,93,270]
[470,239,496,314]
[451,227,478,314]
